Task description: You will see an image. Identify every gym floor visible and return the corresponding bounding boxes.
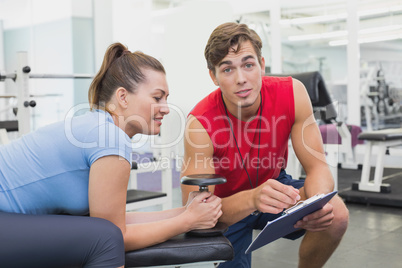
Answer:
[251,203,402,268]
[137,168,402,267]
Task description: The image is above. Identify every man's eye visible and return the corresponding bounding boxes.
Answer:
[245,63,253,68]
[223,68,231,73]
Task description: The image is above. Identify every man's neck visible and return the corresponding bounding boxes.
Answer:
[224,95,261,122]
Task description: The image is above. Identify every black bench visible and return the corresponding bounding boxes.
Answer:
[125,233,234,267]
[0,120,18,145]
[0,120,18,132]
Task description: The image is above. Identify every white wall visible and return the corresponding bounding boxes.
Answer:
[113,0,153,53]
[93,0,155,70]
[3,0,73,30]
[93,0,113,70]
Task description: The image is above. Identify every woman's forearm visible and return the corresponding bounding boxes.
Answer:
[125,207,185,224]
[124,210,192,251]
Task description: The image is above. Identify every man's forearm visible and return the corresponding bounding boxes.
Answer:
[303,165,334,198]
[219,189,257,226]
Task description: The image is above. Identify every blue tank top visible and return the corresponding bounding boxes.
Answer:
[0,110,131,215]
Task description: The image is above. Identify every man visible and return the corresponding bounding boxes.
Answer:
[181,22,349,268]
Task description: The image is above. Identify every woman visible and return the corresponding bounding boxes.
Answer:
[0,43,222,267]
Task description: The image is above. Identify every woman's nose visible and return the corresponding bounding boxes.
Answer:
[160,102,170,115]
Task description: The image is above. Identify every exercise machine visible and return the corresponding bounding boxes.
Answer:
[0,51,93,136]
[338,65,402,207]
[360,66,402,131]
[272,71,363,190]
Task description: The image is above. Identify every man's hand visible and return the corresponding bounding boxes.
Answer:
[253,179,301,214]
[294,202,334,232]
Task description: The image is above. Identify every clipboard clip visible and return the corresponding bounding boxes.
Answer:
[282,193,325,215]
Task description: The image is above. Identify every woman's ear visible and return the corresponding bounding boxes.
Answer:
[115,87,129,108]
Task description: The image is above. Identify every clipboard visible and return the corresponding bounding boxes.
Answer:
[245,190,337,254]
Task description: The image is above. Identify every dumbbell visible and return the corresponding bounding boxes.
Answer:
[181,174,228,236]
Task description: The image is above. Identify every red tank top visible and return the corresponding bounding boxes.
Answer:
[189,76,295,198]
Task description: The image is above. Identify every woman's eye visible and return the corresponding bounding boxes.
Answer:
[154,97,161,102]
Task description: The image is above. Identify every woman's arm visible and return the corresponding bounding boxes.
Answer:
[126,208,185,224]
[89,155,222,251]
[125,190,212,224]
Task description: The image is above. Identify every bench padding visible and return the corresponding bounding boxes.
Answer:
[358,128,402,141]
[125,233,234,267]
[319,124,364,147]
[126,189,166,203]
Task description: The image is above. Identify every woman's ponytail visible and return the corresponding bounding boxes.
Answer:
[88,42,166,111]
[88,43,128,110]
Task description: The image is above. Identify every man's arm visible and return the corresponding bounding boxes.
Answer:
[181,115,300,226]
[289,78,338,232]
[290,78,334,198]
[180,115,215,201]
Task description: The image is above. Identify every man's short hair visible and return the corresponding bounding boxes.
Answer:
[204,22,263,74]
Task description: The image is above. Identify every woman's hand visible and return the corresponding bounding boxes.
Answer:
[185,191,200,207]
[183,191,222,230]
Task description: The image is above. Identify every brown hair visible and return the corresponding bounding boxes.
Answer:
[204,22,262,74]
[88,42,165,110]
